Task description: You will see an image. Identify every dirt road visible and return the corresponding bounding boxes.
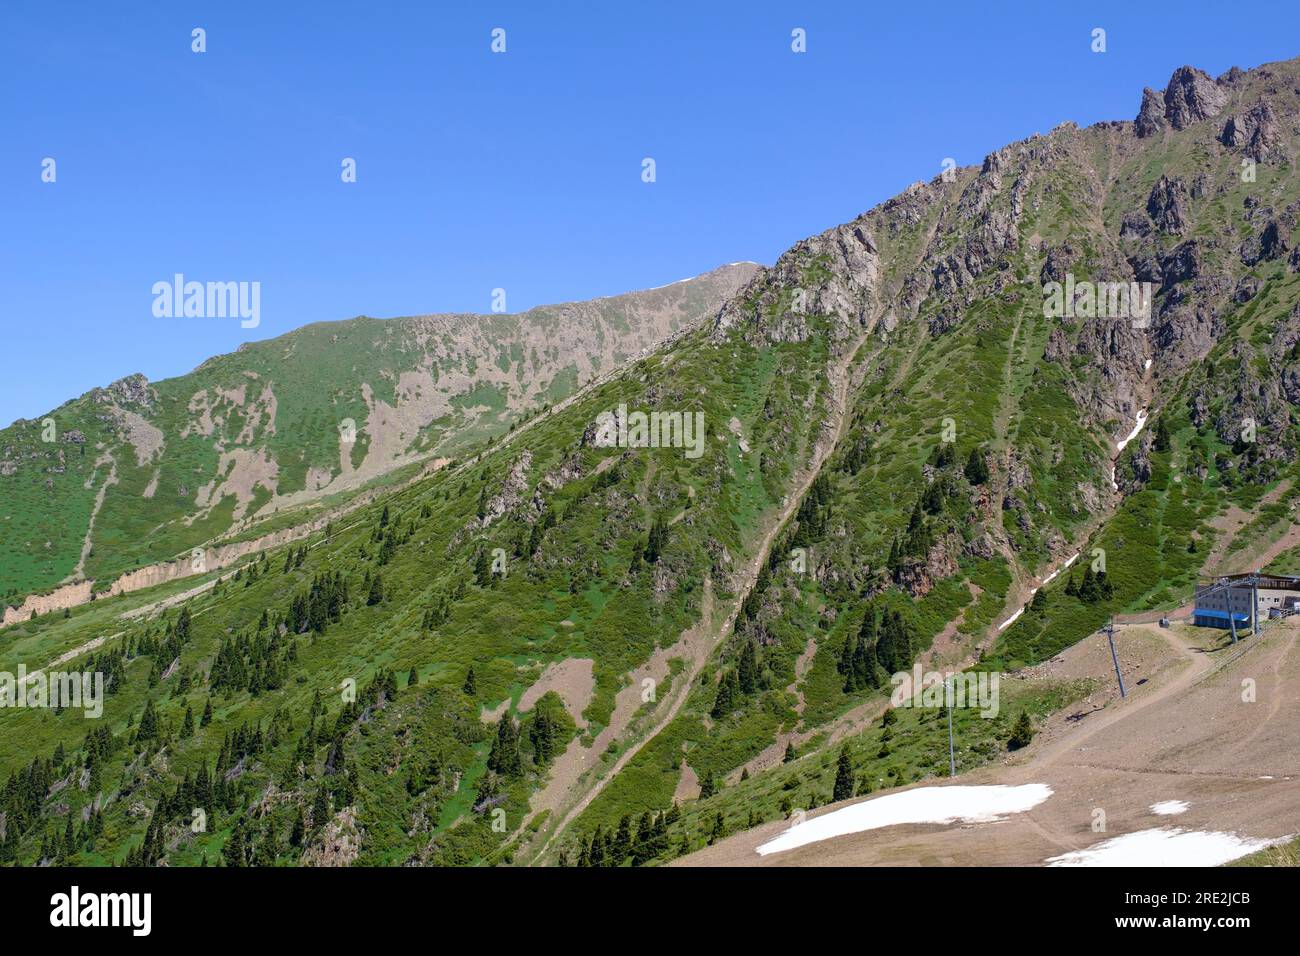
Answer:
[680,619,1300,866]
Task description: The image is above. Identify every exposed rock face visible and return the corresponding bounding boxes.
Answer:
[1120,211,1152,240]
[1240,220,1290,266]
[1134,87,1166,138]
[1161,66,1229,130]
[712,216,882,347]
[1159,240,1203,289]
[892,536,961,598]
[105,373,154,409]
[1039,244,1077,285]
[1220,101,1287,162]
[1146,176,1190,235]
[475,450,533,530]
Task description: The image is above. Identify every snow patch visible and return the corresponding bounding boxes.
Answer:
[1112,410,1148,491]
[1150,800,1189,816]
[998,607,1025,632]
[1047,828,1272,867]
[1116,409,1148,453]
[755,784,1053,856]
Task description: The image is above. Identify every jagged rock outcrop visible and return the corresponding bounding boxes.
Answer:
[1162,66,1230,130]
[1146,176,1190,235]
[1220,101,1288,162]
[1134,88,1166,138]
[1239,219,1290,266]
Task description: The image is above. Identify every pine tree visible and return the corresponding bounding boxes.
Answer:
[367,574,384,606]
[1078,566,1097,603]
[709,670,735,718]
[783,741,796,764]
[1008,711,1035,750]
[832,746,855,803]
[486,717,521,778]
[643,515,669,563]
[462,667,477,696]
[182,706,195,737]
[611,815,632,863]
[1153,417,1172,452]
[964,446,989,485]
[473,549,492,587]
[698,769,716,800]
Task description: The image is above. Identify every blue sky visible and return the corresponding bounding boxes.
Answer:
[2,0,1296,426]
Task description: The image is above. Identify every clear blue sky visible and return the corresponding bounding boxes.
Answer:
[2,0,1296,426]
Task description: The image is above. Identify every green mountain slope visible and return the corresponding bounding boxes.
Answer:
[0,262,756,609]
[2,57,1299,869]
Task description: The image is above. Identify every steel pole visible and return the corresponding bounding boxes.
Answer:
[1107,617,1126,699]
[946,675,956,777]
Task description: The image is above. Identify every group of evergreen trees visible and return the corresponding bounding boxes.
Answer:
[1063,565,1114,604]
[838,607,885,691]
[571,805,680,867]
[528,708,564,766]
[791,473,832,548]
[710,639,763,718]
[210,629,297,696]
[838,606,913,691]
[286,571,350,634]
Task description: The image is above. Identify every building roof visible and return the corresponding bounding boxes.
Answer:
[1193,608,1252,622]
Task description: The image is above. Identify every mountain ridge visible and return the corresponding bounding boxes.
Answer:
[2,56,1300,870]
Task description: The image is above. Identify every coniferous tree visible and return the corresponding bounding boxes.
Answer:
[698,769,716,800]
[486,717,521,778]
[964,446,990,485]
[1078,566,1097,603]
[644,515,669,563]
[462,667,477,696]
[1153,417,1172,453]
[832,746,855,803]
[737,640,759,695]
[366,574,385,606]
[473,549,492,587]
[1008,710,1035,750]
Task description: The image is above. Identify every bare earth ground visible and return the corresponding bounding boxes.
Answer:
[517,657,595,729]
[678,618,1300,866]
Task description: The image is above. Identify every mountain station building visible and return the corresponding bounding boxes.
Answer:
[1193,572,1300,629]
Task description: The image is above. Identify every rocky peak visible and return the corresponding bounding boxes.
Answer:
[1136,65,1229,134]
[1134,88,1166,138]
[1162,66,1230,129]
[103,373,153,409]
